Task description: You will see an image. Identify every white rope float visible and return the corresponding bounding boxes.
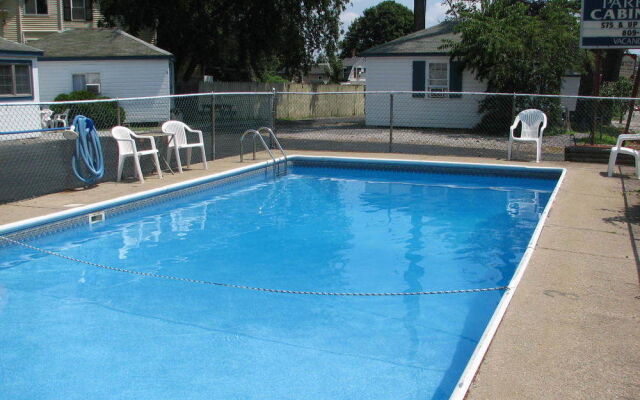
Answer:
[0,235,509,296]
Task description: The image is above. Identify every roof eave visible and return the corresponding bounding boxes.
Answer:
[360,52,450,57]
[38,55,173,61]
[0,49,44,57]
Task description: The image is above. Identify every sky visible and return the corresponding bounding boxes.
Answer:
[340,0,448,30]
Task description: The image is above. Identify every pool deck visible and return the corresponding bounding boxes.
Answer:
[0,151,638,399]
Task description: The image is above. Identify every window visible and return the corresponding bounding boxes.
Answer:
[427,63,448,97]
[63,0,93,21]
[24,0,48,15]
[0,63,33,97]
[343,67,350,80]
[72,73,101,94]
[71,0,86,20]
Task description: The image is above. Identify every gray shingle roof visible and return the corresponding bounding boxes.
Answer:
[32,28,172,59]
[0,37,43,55]
[359,21,459,57]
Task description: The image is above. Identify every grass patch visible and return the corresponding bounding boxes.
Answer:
[574,125,623,145]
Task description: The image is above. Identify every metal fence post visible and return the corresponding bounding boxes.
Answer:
[211,93,216,161]
[389,93,394,153]
[116,99,121,125]
[271,87,277,131]
[510,93,516,124]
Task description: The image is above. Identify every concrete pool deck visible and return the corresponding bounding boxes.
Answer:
[0,151,638,399]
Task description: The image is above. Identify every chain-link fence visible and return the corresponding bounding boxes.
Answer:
[1,90,637,203]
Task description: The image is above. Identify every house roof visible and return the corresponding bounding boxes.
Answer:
[32,28,173,60]
[342,57,366,68]
[0,37,43,56]
[309,63,330,75]
[359,21,459,57]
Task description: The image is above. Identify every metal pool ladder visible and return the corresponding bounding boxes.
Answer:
[240,127,288,175]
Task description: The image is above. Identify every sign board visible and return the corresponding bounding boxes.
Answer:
[581,0,640,48]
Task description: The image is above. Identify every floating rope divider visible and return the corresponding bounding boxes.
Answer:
[0,235,509,296]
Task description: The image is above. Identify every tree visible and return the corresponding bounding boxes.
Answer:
[600,77,633,123]
[340,1,413,58]
[98,0,349,83]
[444,0,587,133]
[447,0,585,93]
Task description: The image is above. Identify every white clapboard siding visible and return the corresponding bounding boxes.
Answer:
[0,57,42,139]
[365,56,487,129]
[38,59,171,123]
[0,104,42,140]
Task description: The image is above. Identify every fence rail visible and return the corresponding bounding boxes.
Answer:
[0,90,637,203]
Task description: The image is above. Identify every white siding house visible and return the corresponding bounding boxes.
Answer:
[361,22,581,129]
[365,56,486,129]
[32,28,174,123]
[361,22,488,129]
[0,37,43,138]
[38,59,172,122]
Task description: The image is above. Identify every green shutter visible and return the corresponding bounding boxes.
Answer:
[412,61,425,98]
[86,0,93,21]
[449,60,464,98]
[63,0,71,21]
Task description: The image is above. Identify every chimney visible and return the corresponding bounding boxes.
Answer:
[414,0,426,31]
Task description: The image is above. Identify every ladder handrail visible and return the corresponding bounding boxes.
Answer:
[239,128,287,175]
[240,129,274,162]
[257,127,287,162]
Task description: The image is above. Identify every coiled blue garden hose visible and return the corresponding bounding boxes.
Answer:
[71,115,104,185]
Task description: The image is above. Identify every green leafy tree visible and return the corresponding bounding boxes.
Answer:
[340,1,413,58]
[98,0,348,83]
[447,0,584,93]
[444,0,587,133]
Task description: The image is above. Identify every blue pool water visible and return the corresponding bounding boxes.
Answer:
[0,162,558,400]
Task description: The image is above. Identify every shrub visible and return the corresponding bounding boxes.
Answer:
[474,95,565,136]
[260,74,288,83]
[51,91,125,129]
[600,77,633,123]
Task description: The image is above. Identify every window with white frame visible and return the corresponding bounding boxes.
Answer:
[71,0,87,20]
[428,63,448,97]
[24,0,48,15]
[0,62,33,97]
[72,73,101,94]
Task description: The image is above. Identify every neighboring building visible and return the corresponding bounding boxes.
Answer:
[0,36,42,137]
[361,21,581,129]
[559,74,581,114]
[0,0,102,43]
[341,57,366,85]
[620,54,636,80]
[32,28,173,123]
[302,63,331,84]
[360,22,484,129]
[0,0,157,45]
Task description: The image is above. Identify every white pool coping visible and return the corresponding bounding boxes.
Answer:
[0,155,566,400]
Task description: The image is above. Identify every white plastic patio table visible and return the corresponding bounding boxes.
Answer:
[137,131,177,174]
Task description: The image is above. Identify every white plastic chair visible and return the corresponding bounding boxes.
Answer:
[52,108,70,127]
[161,120,208,173]
[507,109,547,163]
[607,134,640,179]
[40,109,53,128]
[111,126,163,183]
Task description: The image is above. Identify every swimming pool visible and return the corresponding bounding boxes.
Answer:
[0,156,564,400]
